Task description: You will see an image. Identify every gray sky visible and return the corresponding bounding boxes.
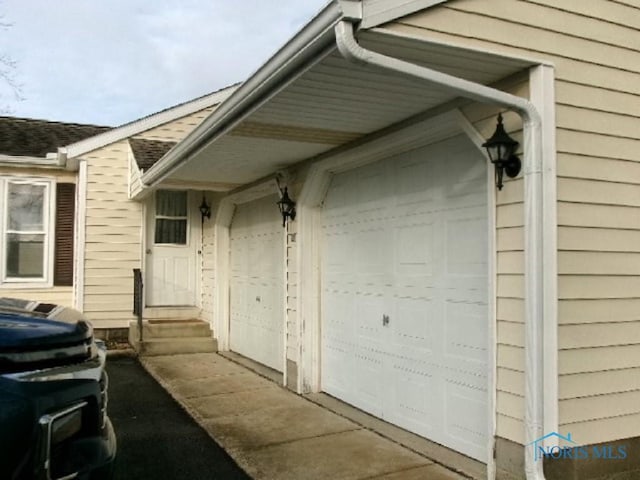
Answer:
[1,0,327,126]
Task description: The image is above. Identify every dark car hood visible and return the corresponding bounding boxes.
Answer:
[0,313,92,352]
[0,298,93,373]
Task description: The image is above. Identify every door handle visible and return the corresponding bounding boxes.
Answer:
[146,249,151,254]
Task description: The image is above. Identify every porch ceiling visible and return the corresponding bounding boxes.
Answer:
[165,28,534,187]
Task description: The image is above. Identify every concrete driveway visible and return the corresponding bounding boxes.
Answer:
[141,352,468,480]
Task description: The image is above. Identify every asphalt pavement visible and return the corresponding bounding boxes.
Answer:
[106,355,251,480]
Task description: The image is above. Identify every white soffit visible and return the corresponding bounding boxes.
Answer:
[166,28,533,187]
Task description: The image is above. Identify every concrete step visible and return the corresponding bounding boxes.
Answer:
[143,306,201,321]
[130,320,212,340]
[138,337,218,356]
[128,319,217,356]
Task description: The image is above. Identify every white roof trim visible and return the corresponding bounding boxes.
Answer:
[361,0,449,29]
[0,154,60,169]
[60,84,239,159]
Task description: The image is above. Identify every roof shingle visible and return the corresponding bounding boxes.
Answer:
[129,138,177,171]
[0,116,111,158]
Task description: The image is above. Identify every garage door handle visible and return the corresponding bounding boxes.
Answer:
[382,314,390,326]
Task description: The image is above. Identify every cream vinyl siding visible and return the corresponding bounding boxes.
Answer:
[0,287,73,307]
[82,108,216,329]
[392,0,640,446]
[128,147,144,199]
[82,140,141,328]
[137,107,215,142]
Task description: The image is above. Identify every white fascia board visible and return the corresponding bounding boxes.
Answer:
[361,0,449,29]
[0,154,60,169]
[60,85,239,160]
[141,1,344,187]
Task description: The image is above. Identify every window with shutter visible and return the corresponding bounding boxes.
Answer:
[54,183,75,286]
[1,177,55,285]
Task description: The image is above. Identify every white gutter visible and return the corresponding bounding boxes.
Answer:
[333,20,545,480]
[141,1,343,187]
[0,154,60,169]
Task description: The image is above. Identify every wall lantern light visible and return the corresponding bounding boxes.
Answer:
[199,195,211,222]
[483,113,521,190]
[276,186,296,228]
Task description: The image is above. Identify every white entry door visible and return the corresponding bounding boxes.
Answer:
[146,190,198,306]
[321,135,489,462]
[229,195,284,372]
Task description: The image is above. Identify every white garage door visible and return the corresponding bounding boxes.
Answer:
[229,194,284,372]
[321,134,489,461]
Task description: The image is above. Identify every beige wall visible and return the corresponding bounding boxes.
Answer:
[136,107,214,142]
[82,140,141,329]
[0,166,76,308]
[80,107,216,329]
[128,148,144,199]
[391,0,640,446]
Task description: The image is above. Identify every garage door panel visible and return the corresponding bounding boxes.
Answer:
[390,368,435,429]
[443,281,487,307]
[356,229,388,274]
[393,297,433,352]
[445,301,488,364]
[229,195,284,372]
[396,157,435,199]
[395,222,434,275]
[444,172,486,203]
[445,382,488,460]
[355,294,387,343]
[352,347,385,417]
[322,134,488,462]
[357,162,389,206]
[324,232,352,273]
[322,340,352,398]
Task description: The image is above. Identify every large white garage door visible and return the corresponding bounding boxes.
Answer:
[321,134,489,461]
[229,194,284,372]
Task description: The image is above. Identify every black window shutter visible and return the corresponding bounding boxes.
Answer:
[54,183,76,286]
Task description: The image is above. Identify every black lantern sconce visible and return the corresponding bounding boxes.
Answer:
[483,113,521,190]
[199,195,211,223]
[276,186,296,228]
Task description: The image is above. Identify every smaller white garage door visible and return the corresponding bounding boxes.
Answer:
[229,195,284,372]
[321,135,489,462]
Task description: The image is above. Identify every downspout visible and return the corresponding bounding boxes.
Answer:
[334,19,545,480]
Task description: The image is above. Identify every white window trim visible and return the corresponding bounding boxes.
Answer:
[0,175,56,289]
[153,190,190,247]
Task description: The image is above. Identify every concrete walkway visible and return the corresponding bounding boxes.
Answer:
[141,352,468,480]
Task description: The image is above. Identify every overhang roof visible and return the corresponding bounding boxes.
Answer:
[143,3,536,191]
